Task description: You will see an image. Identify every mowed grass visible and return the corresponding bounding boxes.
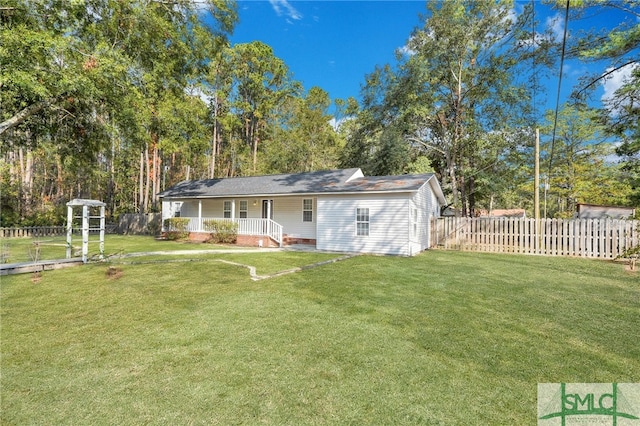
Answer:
[1,235,244,264]
[1,250,638,424]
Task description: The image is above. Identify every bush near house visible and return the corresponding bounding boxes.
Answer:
[163,218,190,240]
[203,219,238,244]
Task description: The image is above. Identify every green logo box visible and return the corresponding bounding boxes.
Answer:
[538,383,640,425]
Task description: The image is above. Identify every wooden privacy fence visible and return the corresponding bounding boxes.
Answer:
[432,217,639,259]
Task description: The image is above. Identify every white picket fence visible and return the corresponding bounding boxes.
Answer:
[432,217,639,259]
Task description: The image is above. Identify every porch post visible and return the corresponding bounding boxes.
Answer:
[231,199,236,222]
[198,200,202,231]
[267,201,272,236]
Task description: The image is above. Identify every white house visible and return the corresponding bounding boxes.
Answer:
[158,168,446,256]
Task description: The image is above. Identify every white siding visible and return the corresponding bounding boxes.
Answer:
[272,197,317,239]
[164,196,316,239]
[161,201,183,224]
[162,175,443,255]
[317,194,411,256]
[179,198,262,219]
[409,179,441,255]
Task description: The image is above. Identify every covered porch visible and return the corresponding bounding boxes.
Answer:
[183,217,283,247]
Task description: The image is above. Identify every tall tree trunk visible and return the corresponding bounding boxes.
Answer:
[468,175,476,217]
[55,155,64,201]
[445,149,459,213]
[210,126,217,179]
[144,144,150,213]
[8,150,17,185]
[210,101,218,179]
[41,155,48,201]
[18,147,34,217]
[18,147,25,186]
[138,150,145,213]
[253,135,259,173]
[460,174,468,217]
[151,140,159,209]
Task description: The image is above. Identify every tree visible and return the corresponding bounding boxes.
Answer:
[542,104,632,217]
[264,87,341,174]
[0,1,238,222]
[227,41,298,174]
[565,0,640,205]
[342,0,543,215]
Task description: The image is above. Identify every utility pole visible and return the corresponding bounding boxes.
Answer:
[534,128,540,221]
[534,128,541,253]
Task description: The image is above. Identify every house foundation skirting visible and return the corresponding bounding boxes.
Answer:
[183,232,279,247]
[188,232,212,242]
[283,236,317,246]
[236,235,279,247]
[184,232,314,248]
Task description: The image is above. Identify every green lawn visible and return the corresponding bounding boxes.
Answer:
[1,235,245,264]
[1,250,638,424]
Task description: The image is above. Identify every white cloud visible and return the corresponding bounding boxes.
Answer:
[503,5,517,27]
[546,13,564,43]
[397,44,416,57]
[329,116,352,131]
[601,63,638,103]
[397,32,429,57]
[186,85,212,105]
[269,0,302,21]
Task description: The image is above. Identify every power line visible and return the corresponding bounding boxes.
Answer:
[547,0,571,178]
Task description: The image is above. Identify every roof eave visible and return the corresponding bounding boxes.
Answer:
[159,188,421,200]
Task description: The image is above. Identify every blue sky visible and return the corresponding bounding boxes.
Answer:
[224,1,635,114]
[231,1,426,102]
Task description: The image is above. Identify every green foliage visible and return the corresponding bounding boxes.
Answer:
[163,217,190,240]
[341,0,540,214]
[20,202,66,227]
[145,219,161,237]
[0,0,238,216]
[0,0,346,221]
[203,219,238,244]
[542,104,633,217]
[566,1,640,205]
[263,87,341,174]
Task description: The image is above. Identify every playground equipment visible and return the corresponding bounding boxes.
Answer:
[66,199,106,263]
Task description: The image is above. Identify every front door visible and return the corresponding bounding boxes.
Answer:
[262,200,273,220]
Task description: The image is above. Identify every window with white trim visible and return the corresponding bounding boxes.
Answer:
[356,208,370,236]
[303,199,313,222]
[223,201,231,218]
[239,201,248,218]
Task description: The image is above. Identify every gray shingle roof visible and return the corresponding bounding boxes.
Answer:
[158,168,439,199]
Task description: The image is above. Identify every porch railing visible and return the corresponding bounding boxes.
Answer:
[185,217,283,246]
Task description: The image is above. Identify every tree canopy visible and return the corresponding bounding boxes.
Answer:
[0,0,637,226]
